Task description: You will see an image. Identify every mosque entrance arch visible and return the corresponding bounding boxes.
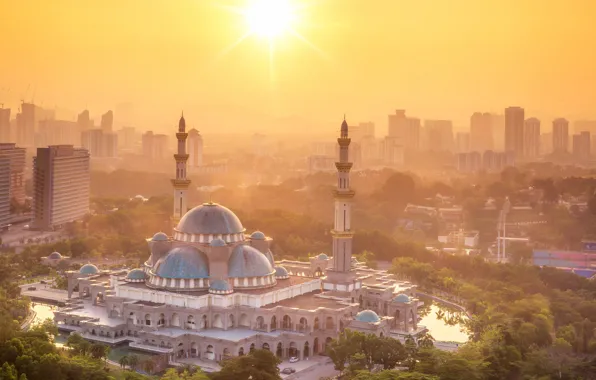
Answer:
[304,341,310,358]
[276,342,283,358]
[313,338,319,355]
[289,342,299,358]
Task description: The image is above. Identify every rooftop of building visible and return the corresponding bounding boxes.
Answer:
[261,291,352,310]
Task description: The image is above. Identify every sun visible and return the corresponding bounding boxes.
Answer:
[244,0,296,39]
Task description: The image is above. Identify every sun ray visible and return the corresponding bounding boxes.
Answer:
[287,27,329,61]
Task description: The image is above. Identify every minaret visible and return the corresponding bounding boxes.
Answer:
[171,113,191,223]
[323,116,360,292]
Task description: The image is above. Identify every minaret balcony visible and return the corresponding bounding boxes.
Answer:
[174,154,189,160]
[333,189,355,198]
[337,137,351,146]
[176,132,189,139]
[171,179,191,188]
[331,229,355,237]
[335,162,353,171]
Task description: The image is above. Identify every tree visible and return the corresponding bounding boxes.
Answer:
[142,358,155,375]
[212,349,281,380]
[417,332,435,349]
[128,354,139,371]
[119,355,129,369]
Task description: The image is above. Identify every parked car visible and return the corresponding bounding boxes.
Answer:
[289,357,299,363]
[27,286,36,291]
[281,368,296,374]
[40,280,47,284]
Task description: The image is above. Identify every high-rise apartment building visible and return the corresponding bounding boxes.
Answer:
[470,112,493,151]
[552,118,569,154]
[0,156,10,228]
[0,143,26,205]
[117,127,137,151]
[0,107,11,143]
[388,110,420,150]
[32,145,90,230]
[505,107,525,157]
[16,102,36,147]
[81,129,118,158]
[350,122,375,142]
[456,132,470,153]
[37,120,79,147]
[523,118,541,159]
[77,110,92,131]
[142,131,169,160]
[572,131,591,161]
[491,114,505,150]
[100,110,114,133]
[187,129,203,167]
[424,120,453,152]
[540,133,553,155]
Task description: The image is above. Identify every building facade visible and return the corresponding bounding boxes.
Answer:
[505,107,525,157]
[470,112,493,152]
[523,118,540,159]
[32,145,90,230]
[553,118,569,154]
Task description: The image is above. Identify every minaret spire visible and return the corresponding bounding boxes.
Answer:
[171,113,191,223]
[322,116,360,292]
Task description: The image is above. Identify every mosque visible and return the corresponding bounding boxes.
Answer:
[53,115,423,362]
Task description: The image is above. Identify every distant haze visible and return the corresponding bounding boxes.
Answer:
[2,0,596,133]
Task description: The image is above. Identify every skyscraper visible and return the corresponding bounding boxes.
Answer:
[0,156,10,228]
[523,118,541,159]
[470,112,493,151]
[388,110,420,150]
[81,129,118,158]
[187,128,203,168]
[101,110,114,133]
[16,102,36,147]
[505,107,525,157]
[77,110,92,131]
[0,143,26,205]
[553,118,569,154]
[424,120,453,152]
[32,145,90,230]
[0,107,11,143]
[455,132,470,153]
[172,114,190,223]
[572,131,590,161]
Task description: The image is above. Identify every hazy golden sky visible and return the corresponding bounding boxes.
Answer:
[2,0,596,133]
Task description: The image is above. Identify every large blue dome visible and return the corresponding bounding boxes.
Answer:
[80,264,99,275]
[176,203,244,235]
[155,246,209,279]
[228,245,274,278]
[355,310,380,323]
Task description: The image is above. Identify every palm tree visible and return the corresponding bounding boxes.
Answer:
[102,345,111,367]
[128,354,139,371]
[119,355,129,369]
[417,332,436,349]
[143,358,155,374]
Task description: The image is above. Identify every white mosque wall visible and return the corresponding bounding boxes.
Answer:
[116,279,321,309]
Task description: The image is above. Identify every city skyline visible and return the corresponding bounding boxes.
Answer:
[2,0,596,133]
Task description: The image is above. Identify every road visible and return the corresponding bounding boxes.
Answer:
[0,221,65,249]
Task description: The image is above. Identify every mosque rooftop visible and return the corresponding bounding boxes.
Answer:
[261,291,351,310]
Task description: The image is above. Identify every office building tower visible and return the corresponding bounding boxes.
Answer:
[81,129,118,158]
[101,110,114,133]
[424,120,453,152]
[0,143,26,205]
[524,118,541,159]
[388,110,420,150]
[572,132,591,161]
[32,145,90,230]
[16,102,36,147]
[0,108,11,143]
[553,118,569,154]
[470,112,493,151]
[142,131,169,160]
[117,127,137,152]
[187,129,203,167]
[37,120,79,147]
[456,132,470,153]
[0,156,9,228]
[505,107,525,157]
[77,110,92,131]
[350,122,375,142]
[381,137,404,166]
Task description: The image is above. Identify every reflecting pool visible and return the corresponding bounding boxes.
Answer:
[419,298,469,343]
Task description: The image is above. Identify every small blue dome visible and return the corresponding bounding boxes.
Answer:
[228,245,274,278]
[155,246,209,279]
[251,231,266,240]
[355,310,380,323]
[275,266,289,278]
[317,253,329,260]
[210,238,226,247]
[210,279,232,291]
[394,294,410,303]
[48,251,62,259]
[80,264,99,275]
[152,232,169,241]
[126,269,147,280]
